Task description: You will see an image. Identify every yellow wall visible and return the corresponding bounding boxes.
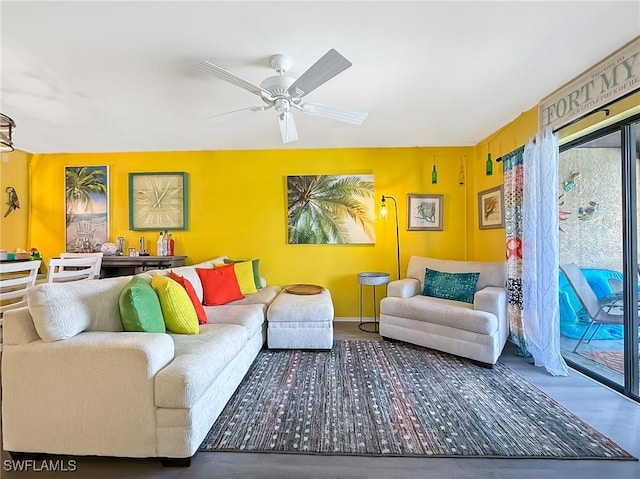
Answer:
[23,90,640,317]
[466,107,538,262]
[0,149,31,251]
[466,90,640,262]
[29,146,472,317]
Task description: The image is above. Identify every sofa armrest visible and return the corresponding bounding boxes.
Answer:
[387,278,421,298]
[474,286,507,320]
[2,332,175,457]
[3,306,40,345]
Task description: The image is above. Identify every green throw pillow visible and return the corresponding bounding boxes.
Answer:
[119,276,166,333]
[421,268,480,304]
[224,258,262,289]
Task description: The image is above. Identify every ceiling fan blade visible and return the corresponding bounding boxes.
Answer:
[301,103,368,125]
[205,105,271,120]
[278,111,298,143]
[193,61,274,101]
[287,49,352,99]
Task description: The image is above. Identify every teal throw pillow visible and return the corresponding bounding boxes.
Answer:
[421,268,480,304]
[119,276,166,333]
[224,258,262,289]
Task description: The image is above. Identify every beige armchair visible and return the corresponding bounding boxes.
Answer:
[380,256,507,367]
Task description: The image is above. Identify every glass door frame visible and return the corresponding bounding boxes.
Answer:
[560,112,640,401]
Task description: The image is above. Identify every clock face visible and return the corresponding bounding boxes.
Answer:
[129,173,188,230]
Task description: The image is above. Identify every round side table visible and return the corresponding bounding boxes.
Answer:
[358,272,390,333]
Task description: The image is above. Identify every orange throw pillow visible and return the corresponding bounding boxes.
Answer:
[168,271,208,324]
[196,264,244,306]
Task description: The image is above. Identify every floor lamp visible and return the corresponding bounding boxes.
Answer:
[380,195,401,280]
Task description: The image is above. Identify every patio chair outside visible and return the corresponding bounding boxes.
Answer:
[559,263,624,353]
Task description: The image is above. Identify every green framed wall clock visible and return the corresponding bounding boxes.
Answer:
[128,172,188,230]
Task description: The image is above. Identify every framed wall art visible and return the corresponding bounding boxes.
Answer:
[478,185,505,230]
[407,194,443,231]
[129,172,188,231]
[65,166,109,252]
[287,174,375,244]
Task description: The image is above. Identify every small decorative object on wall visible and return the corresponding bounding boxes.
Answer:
[65,166,109,252]
[563,171,581,192]
[577,200,599,221]
[478,185,504,230]
[4,186,19,217]
[287,174,375,244]
[431,156,438,185]
[486,143,493,176]
[407,194,443,231]
[558,194,571,232]
[129,172,188,231]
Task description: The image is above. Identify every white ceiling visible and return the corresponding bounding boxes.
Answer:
[1,1,639,154]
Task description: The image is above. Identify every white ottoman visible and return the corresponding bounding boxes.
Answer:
[267,289,334,349]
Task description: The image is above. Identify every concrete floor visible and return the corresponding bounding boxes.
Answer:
[2,321,639,479]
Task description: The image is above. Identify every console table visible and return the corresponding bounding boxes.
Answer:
[100,255,187,278]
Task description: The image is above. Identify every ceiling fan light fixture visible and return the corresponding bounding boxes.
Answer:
[194,49,367,144]
[260,75,296,98]
[0,113,16,152]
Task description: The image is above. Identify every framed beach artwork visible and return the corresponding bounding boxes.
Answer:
[65,166,109,252]
[407,194,443,231]
[287,174,375,244]
[478,185,504,230]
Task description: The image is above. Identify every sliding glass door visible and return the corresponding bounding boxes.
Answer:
[559,114,639,401]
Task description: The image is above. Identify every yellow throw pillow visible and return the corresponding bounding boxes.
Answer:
[151,273,199,335]
[218,260,257,295]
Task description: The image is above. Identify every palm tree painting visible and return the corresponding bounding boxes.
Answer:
[65,166,109,252]
[287,175,375,244]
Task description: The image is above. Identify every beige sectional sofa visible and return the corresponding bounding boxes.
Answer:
[380,256,507,366]
[1,257,281,466]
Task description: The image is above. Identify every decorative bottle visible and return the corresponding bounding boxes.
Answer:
[486,153,493,176]
[168,234,175,256]
[163,230,169,256]
[156,232,164,256]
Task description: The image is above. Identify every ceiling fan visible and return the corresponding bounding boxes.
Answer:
[192,49,368,143]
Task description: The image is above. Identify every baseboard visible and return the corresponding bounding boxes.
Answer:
[333,317,376,323]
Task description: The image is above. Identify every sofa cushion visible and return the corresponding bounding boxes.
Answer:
[154,324,247,408]
[151,259,220,304]
[197,265,244,305]
[225,258,262,289]
[407,256,506,292]
[380,295,498,335]
[151,274,199,335]
[119,276,166,333]
[220,260,257,295]
[227,285,282,307]
[168,271,207,325]
[422,269,479,304]
[203,303,266,339]
[27,276,130,342]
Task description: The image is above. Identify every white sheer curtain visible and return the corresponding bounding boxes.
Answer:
[522,127,568,376]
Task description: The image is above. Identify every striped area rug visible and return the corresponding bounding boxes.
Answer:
[200,340,634,459]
